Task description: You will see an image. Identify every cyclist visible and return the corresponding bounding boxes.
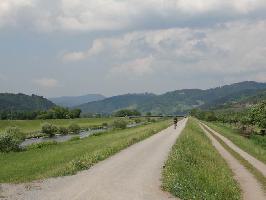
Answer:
[173,116,178,129]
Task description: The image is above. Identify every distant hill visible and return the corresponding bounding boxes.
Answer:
[0,93,55,112]
[211,90,266,111]
[76,81,266,115]
[76,93,156,113]
[49,94,105,107]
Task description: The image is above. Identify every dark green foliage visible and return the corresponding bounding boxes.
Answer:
[134,118,142,123]
[41,123,58,137]
[37,107,81,120]
[190,109,217,121]
[0,134,21,153]
[250,101,266,129]
[114,109,141,117]
[0,93,82,120]
[0,93,54,113]
[112,119,128,129]
[57,126,69,135]
[102,122,108,128]
[68,123,81,134]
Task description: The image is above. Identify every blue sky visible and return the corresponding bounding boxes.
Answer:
[0,0,266,97]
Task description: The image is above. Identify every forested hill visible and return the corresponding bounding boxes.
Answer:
[49,94,105,107]
[76,81,266,115]
[0,93,55,112]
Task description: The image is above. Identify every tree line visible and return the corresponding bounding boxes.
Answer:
[190,100,266,134]
[0,106,81,120]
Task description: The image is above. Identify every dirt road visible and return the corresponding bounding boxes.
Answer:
[1,119,187,200]
[201,123,266,177]
[200,123,266,200]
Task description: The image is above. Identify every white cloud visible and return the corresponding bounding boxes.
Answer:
[64,19,266,81]
[62,39,104,62]
[0,0,34,27]
[33,78,59,88]
[110,56,154,76]
[0,0,266,31]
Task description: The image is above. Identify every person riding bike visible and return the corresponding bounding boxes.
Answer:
[173,116,178,129]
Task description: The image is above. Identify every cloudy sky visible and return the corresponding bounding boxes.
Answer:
[0,0,266,97]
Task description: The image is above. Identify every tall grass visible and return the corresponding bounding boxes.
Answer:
[206,122,266,163]
[162,118,241,200]
[0,120,170,183]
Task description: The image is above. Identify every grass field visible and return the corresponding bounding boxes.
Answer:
[162,118,241,200]
[0,119,170,183]
[206,122,266,164]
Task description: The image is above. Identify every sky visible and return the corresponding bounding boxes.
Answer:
[0,0,266,97]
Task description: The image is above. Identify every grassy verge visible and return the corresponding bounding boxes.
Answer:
[206,122,266,164]
[0,120,170,183]
[162,118,241,200]
[203,125,266,191]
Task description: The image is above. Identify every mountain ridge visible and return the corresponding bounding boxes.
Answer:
[49,94,105,107]
[76,81,266,115]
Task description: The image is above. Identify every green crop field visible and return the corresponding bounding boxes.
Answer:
[162,118,241,200]
[0,119,171,183]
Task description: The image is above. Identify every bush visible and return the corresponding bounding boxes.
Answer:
[57,126,69,135]
[102,122,108,128]
[68,123,81,134]
[114,109,141,117]
[112,119,128,129]
[134,118,142,123]
[5,126,25,140]
[0,134,21,153]
[41,123,58,137]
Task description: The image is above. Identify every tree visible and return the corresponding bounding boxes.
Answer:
[68,123,81,134]
[250,101,266,129]
[41,123,58,137]
[70,109,81,118]
[114,109,141,117]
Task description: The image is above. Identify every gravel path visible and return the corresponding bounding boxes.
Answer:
[201,123,266,177]
[200,123,266,200]
[1,119,187,200]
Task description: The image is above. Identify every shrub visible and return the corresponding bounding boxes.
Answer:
[102,122,108,128]
[5,126,25,140]
[114,109,141,117]
[134,118,142,123]
[0,134,21,153]
[112,119,128,129]
[41,123,58,137]
[57,126,69,135]
[68,123,81,134]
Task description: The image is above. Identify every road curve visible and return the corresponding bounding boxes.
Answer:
[2,119,187,200]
